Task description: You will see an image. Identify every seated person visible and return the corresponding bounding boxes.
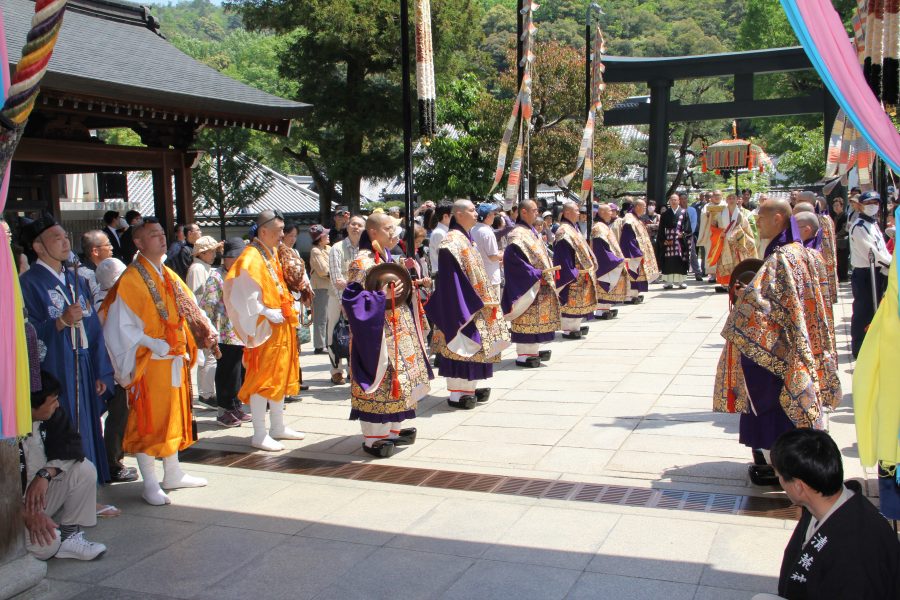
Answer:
[752,429,900,599]
[22,371,107,561]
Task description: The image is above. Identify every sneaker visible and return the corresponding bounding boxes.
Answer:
[678,282,688,289]
[55,531,106,561]
[231,408,252,423]
[663,282,673,289]
[216,411,241,428]
[196,396,218,410]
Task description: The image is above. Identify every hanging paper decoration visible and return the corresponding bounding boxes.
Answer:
[821,109,876,193]
[780,0,900,173]
[414,0,437,138]
[488,2,537,207]
[855,0,900,108]
[559,22,607,204]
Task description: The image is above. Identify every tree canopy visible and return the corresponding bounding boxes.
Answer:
[131,0,863,206]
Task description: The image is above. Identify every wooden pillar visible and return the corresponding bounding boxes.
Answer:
[647,79,672,203]
[151,153,175,239]
[173,162,194,226]
[48,174,61,220]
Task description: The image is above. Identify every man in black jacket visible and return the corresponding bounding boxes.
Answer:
[22,371,107,561]
[751,429,900,599]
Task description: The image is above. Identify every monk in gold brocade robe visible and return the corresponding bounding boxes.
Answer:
[342,213,433,458]
[590,204,628,319]
[612,199,659,302]
[426,200,510,410]
[710,194,757,291]
[554,201,598,338]
[102,221,209,506]
[502,199,561,367]
[713,199,840,486]
[225,210,304,452]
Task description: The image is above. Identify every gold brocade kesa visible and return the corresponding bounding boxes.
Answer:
[506,225,561,335]
[712,243,842,425]
[431,229,510,363]
[347,250,431,413]
[554,221,598,316]
[591,221,630,303]
[613,213,660,284]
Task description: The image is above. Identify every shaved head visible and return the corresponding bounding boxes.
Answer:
[452,199,474,216]
[795,211,819,242]
[757,198,792,240]
[257,209,283,230]
[794,211,819,232]
[760,198,792,220]
[520,198,538,212]
[792,202,815,215]
[365,211,392,232]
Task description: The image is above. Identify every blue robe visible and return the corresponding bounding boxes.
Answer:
[20,264,114,483]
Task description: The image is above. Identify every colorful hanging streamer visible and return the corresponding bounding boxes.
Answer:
[822,109,877,193]
[559,22,607,204]
[780,0,900,174]
[0,0,68,184]
[0,1,67,439]
[415,0,436,137]
[488,2,537,206]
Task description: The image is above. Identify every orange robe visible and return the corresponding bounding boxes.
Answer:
[224,241,299,403]
[101,255,198,457]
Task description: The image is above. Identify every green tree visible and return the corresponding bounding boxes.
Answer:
[229,0,482,216]
[415,74,500,200]
[193,128,274,240]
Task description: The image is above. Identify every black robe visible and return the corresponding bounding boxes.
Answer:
[778,484,900,599]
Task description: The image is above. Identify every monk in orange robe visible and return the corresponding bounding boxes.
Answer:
[224,210,304,452]
[101,220,209,506]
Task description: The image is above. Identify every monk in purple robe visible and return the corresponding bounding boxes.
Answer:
[553,201,598,339]
[426,200,510,409]
[612,199,659,303]
[342,213,433,458]
[501,199,561,367]
[590,204,628,319]
[713,198,840,485]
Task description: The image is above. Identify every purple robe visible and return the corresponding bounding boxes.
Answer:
[425,222,494,380]
[503,225,554,344]
[592,235,624,293]
[552,218,581,307]
[341,241,429,423]
[619,221,648,292]
[739,217,803,449]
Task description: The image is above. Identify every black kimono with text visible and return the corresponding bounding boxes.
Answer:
[778,485,900,599]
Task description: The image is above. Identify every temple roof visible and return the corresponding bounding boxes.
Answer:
[3,0,308,135]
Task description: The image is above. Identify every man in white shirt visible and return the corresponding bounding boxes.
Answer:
[428,204,452,276]
[327,215,365,384]
[23,371,107,561]
[471,202,503,297]
[849,191,891,357]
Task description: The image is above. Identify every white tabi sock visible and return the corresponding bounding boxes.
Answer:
[361,421,392,447]
[136,453,170,506]
[269,399,305,440]
[446,377,474,401]
[249,394,284,452]
[560,316,582,332]
[161,453,207,490]
[516,343,539,362]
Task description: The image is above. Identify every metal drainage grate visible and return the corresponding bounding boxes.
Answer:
[179,447,799,520]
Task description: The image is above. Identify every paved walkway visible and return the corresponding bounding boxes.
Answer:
[39,279,868,600]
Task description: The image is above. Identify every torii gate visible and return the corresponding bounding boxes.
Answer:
[600,46,837,201]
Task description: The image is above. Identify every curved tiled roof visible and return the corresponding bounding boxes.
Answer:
[3,0,308,130]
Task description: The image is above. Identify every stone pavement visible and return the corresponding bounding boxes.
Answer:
[37,279,869,600]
